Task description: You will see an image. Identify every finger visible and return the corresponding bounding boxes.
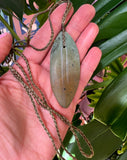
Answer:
[76,22,99,61]
[73,47,102,104]
[81,47,102,84]
[66,4,96,41]
[23,3,73,64]
[0,33,12,63]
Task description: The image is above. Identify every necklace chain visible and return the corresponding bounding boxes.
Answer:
[5,1,94,159]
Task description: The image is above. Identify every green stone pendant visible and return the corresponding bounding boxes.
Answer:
[50,32,80,108]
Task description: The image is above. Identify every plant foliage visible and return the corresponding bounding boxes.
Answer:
[0,0,25,19]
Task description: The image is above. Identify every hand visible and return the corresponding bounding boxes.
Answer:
[0,4,101,160]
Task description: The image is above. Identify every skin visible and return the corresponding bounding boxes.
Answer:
[0,3,101,160]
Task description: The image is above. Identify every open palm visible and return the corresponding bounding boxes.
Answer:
[0,4,101,160]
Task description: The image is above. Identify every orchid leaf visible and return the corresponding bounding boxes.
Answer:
[0,0,25,20]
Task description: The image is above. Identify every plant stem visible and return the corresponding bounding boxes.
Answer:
[9,14,13,31]
[0,15,20,41]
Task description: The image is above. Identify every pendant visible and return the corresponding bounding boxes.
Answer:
[50,31,80,108]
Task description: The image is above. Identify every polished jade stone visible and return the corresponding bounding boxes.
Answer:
[50,32,80,108]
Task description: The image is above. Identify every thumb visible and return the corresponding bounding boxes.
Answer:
[0,33,13,63]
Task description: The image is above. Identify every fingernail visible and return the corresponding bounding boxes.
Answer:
[0,32,8,39]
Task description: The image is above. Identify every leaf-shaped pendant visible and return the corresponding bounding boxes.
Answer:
[50,32,80,108]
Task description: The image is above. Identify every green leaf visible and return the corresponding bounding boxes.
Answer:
[62,120,122,160]
[93,0,124,23]
[94,68,127,140]
[109,59,123,75]
[87,88,104,108]
[84,79,113,91]
[53,155,59,160]
[37,12,49,28]
[93,30,127,76]
[0,0,25,20]
[96,1,127,41]
[0,66,9,76]
[24,0,55,15]
[119,150,127,160]
[0,15,20,40]
[72,113,81,121]
[87,59,123,108]
[72,113,82,127]
[71,0,93,12]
